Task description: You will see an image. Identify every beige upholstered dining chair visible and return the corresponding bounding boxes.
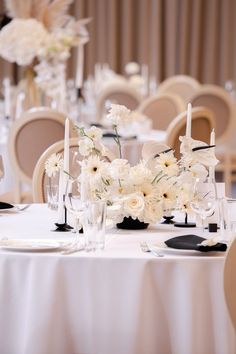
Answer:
[32,138,80,203]
[96,82,142,121]
[165,106,215,159]
[190,85,234,144]
[157,75,201,104]
[32,137,115,203]
[190,85,235,195]
[224,238,236,331]
[8,107,77,203]
[137,93,185,130]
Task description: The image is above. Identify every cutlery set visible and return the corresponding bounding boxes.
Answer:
[140,241,164,257]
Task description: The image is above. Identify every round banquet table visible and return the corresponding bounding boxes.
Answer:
[0,204,235,354]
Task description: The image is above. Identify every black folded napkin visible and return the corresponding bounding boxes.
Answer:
[165,234,227,252]
[90,122,104,128]
[102,132,121,138]
[0,202,14,209]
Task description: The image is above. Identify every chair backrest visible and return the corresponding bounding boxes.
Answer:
[96,82,142,121]
[224,237,236,331]
[32,137,116,203]
[32,137,80,203]
[157,75,201,104]
[137,93,185,130]
[8,107,77,202]
[190,85,234,143]
[165,106,215,159]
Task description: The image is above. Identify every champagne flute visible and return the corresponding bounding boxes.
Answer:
[190,178,217,233]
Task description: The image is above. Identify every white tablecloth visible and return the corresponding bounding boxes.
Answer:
[0,204,235,354]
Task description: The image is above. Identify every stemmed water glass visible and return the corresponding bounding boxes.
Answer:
[190,178,217,233]
[64,176,84,248]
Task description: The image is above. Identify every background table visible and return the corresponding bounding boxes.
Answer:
[0,204,234,354]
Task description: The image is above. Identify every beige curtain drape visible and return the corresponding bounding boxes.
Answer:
[0,0,236,86]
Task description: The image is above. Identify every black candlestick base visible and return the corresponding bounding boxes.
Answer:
[77,88,84,100]
[161,216,175,224]
[174,222,196,228]
[54,223,73,232]
[174,212,196,228]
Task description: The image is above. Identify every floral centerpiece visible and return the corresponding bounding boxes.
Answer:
[44,103,218,229]
[0,0,90,109]
[76,104,218,228]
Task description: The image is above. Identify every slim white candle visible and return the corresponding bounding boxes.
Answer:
[3,78,11,118]
[80,161,86,202]
[57,118,70,224]
[15,92,25,120]
[63,118,70,194]
[186,103,192,138]
[75,44,84,89]
[141,64,149,96]
[209,128,215,181]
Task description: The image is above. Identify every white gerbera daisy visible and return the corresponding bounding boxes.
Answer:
[155,151,179,176]
[83,155,108,179]
[45,153,63,177]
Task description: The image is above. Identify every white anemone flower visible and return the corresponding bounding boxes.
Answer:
[180,136,218,167]
[45,153,63,177]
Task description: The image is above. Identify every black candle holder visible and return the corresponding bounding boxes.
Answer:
[54,197,73,232]
[174,212,196,228]
[161,215,175,224]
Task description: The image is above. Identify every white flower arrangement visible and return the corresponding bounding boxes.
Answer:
[74,104,218,226]
[44,103,219,227]
[0,0,90,101]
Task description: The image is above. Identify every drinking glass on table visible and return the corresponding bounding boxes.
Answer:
[83,200,107,251]
[190,178,217,233]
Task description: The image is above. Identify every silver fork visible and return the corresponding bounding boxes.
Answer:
[140,241,164,257]
[15,204,31,211]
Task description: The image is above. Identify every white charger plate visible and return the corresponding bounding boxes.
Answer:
[0,239,62,252]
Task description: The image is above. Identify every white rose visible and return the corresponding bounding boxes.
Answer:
[78,138,93,156]
[110,159,130,179]
[86,126,103,141]
[107,104,131,126]
[143,201,163,224]
[123,192,145,218]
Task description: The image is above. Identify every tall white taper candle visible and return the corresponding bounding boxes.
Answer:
[208,128,215,181]
[57,118,70,223]
[186,103,192,138]
[75,44,84,89]
[3,78,11,118]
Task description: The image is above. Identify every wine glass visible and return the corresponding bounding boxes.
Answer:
[190,178,217,233]
[64,176,84,248]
